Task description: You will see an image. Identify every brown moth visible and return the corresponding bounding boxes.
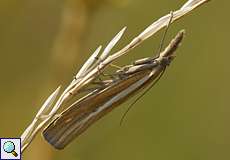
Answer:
[43,30,185,149]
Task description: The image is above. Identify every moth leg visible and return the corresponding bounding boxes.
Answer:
[92,79,114,85]
[53,114,62,119]
[36,114,59,121]
[98,63,123,81]
[78,79,115,94]
[79,86,105,93]
[96,58,121,81]
[37,115,50,120]
[133,57,155,65]
[109,63,122,69]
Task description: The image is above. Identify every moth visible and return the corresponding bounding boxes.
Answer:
[42,29,185,149]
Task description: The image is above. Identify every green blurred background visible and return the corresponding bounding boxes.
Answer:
[0,0,229,160]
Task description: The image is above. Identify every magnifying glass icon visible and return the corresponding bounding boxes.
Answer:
[3,141,18,157]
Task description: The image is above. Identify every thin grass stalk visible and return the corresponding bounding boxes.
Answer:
[20,0,210,153]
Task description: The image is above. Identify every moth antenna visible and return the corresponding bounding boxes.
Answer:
[119,12,174,126]
[155,11,174,58]
[120,68,166,126]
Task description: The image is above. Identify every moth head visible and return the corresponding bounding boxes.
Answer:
[158,30,185,66]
